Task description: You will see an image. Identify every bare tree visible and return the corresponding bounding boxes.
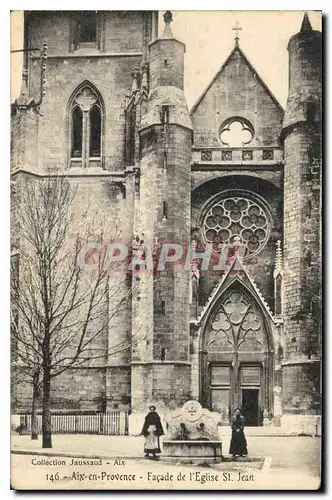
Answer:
[11,293,41,440]
[11,174,142,448]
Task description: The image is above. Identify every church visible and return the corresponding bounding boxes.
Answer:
[11,11,322,433]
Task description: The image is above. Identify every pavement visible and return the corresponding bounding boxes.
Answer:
[10,427,317,459]
[11,434,147,460]
[10,433,321,490]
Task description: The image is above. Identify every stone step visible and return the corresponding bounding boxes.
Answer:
[217,426,314,437]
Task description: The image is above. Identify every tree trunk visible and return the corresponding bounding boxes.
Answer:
[42,366,52,448]
[31,371,39,440]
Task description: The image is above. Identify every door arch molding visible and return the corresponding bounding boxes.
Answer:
[198,277,274,425]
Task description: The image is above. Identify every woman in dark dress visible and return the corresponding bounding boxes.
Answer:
[229,408,248,457]
[141,405,165,459]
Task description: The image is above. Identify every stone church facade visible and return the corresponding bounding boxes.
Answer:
[11,11,322,431]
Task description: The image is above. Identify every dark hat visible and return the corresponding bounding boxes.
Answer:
[149,405,156,411]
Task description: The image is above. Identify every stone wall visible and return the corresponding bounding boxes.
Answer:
[281,413,321,436]
[281,20,322,417]
[136,125,192,362]
[131,20,193,411]
[27,11,149,56]
[131,363,191,413]
[11,108,39,173]
[282,126,321,414]
[50,368,106,409]
[10,171,133,412]
[10,11,150,412]
[12,12,322,422]
[190,46,283,147]
[131,123,192,412]
[149,38,184,90]
[25,11,152,173]
[28,55,141,172]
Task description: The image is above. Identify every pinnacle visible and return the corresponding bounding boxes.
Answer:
[161,11,174,38]
[300,12,313,33]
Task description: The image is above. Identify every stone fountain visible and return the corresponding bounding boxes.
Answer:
[162,401,222,464]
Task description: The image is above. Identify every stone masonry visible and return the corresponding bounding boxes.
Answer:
[11,11,322,431]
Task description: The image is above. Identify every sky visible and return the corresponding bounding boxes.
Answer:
[10,10,322,109]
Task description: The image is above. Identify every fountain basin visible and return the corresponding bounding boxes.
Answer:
[163,440,222,464]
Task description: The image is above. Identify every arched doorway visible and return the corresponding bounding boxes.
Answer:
[199,280,274,426]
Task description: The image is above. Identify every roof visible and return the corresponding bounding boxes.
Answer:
[190,42,284,116]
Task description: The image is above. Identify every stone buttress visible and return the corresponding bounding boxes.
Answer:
[280,13,322,426]
[130,14,193,430]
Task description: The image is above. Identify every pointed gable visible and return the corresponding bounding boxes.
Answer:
[190,45,284,148]
[193,257,275,327]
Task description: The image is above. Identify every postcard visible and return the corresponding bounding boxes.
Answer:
[10,10,322,491]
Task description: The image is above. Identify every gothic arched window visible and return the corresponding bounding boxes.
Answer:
[89,105,101,157]
[79,12,97,43]
[71,106,83,158]
[206,289,266,354]
[69,83,104,168]
[70,11,102,52]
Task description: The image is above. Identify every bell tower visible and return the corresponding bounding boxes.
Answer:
[130,12,193,424]
[281,13,322,421]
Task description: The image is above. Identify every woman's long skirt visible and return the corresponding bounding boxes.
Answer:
[229,429,248,456]
[144,425,161,454]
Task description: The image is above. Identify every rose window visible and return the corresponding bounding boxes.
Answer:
[203,196,270,257]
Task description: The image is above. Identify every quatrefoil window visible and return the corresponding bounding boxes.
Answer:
[220,118,254,147]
